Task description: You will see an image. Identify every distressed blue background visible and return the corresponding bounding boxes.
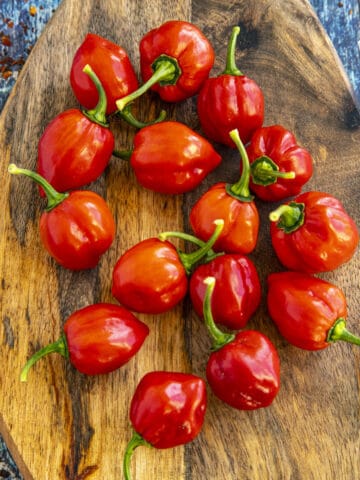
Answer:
[0,0,359,477]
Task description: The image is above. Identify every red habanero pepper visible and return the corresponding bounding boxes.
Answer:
[190,128,259,254]
[111,220,224,314]
[38,64,114,194]
[123,371,207,480]
[197,26,264,147]
[246,125,314,201]
[70,33,139,115]
[20,303,149,380]
[269,191,359,273]
[115,121,222,194]
[267,271,360,350]
[203,277,280,410]
[190,253,261,330]
[116,20,214,116]
[8,164,115,270]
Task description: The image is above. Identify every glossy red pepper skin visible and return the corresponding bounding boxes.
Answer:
[197,26,264,147]
[112,238,188,314]
[111,222,224,314]
[129,121,222,194]
[8,165,116,270]
[139,20,214,103]
[190,254,261,330]
[129,371,207,449]
[20,303,149,380]
[40,190,115,270]
[37,108,114,193]
[70,33,139,114]
[270,191,359,273]
[246,125,313,201]
[63,303,149,374]
[190,129,259,254]
[267,271,360,350]
[189,182,259,254]
[206,330,280,410]
[201,277,280,411]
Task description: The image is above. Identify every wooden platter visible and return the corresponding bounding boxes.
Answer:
[0,0,359,478]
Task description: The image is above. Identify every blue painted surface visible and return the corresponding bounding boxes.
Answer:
[0,0,359,477]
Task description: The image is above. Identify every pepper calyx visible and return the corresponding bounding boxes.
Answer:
[251,156,296,186]
[116,54,181,112]
[327,318,360,346]
[151,54,182,86]
[158,219,224,275]
[269,201,305,233]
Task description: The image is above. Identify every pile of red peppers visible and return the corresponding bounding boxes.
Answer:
[8,20,359,480]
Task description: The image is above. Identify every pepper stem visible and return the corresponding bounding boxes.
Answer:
[327,318,360,346]
[8,164,68,211]
[116,55,181,111]
[123,431,152,480]
[112,149,133,160]
[158,219,224,275]
[226,129,254,201]
[20,334,69,382]
[203,277,235,350]
[82,64,109,127]
[222,26,243,76]
[117,104,167,128]
[269,201,305,233]
[251,156,295,186]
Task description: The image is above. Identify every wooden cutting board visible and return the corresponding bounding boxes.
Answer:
[0,0,359,479]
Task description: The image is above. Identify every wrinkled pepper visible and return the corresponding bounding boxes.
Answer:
[190,128,259,254]
[116,121,222,194]
[197,26,264,146]
[20,303,149,380]
[8,164,115,270]
[246,124,314,201]
[269,191,359,273]
[38,64,114,194]
[267,271,360,350]
[190,253,261,330]
[116,20,214,118]
[203,277,280,410]
[123,371,207,480]
[111,220,224,314]
[70,33,139,115]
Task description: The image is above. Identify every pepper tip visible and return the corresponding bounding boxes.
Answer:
[203,276,216,287]
[8,163,18,174]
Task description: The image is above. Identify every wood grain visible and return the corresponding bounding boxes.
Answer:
[0,0,359,479]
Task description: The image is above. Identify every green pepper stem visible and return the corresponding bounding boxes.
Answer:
[8,164,68,211]
[222,26,243,76]
[123,431,152,480]
[203,277,235,350]
[226,129,254,201]
[251,156,295,186]
[82,64,109,127]
[327,318,360,346]
[117,104,167,129]
[116,55,180,111]
[20,334,69,382]
[269,201,305,233]
[112,149,133,160]
[158,219,224,275]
